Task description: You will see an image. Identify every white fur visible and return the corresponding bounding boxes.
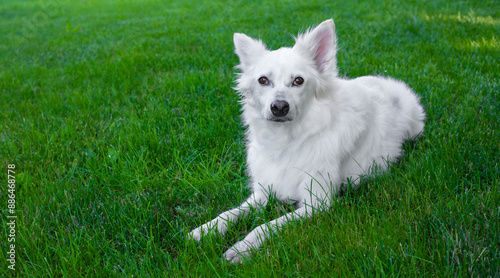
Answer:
[188,19,425,263]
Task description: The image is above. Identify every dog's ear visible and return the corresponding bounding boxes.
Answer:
[294,19,337,74]
[234,33,268,69]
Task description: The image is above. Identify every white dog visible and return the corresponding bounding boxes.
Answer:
[188,19,425,263]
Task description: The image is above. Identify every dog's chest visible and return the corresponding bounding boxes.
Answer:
[246,134,333,201]
[247,149,300,200]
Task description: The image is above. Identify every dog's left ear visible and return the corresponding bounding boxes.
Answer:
[294,19,337,74]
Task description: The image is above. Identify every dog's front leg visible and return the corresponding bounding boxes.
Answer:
[188,190,268,241]
[223,202,319,263]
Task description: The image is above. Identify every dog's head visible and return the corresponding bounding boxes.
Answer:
[234,19,338,123]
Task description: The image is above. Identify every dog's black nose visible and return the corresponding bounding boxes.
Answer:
[270,100,289,117]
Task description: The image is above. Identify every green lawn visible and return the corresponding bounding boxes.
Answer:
[1,0,499,276]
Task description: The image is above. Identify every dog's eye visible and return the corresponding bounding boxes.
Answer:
[293,77,304,86]
[258,76,269,85]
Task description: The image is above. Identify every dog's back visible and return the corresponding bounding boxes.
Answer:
[329,76,425,182]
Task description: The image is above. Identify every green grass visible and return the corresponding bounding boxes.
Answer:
[1,0,499,276]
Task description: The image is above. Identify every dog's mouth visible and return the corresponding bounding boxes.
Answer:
[268,116,292,123]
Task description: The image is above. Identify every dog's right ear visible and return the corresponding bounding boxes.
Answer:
[234,33,268,69]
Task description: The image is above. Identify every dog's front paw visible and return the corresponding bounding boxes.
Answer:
[187,218,228,241]
[223,240,254,263]
[187,226,204,241]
